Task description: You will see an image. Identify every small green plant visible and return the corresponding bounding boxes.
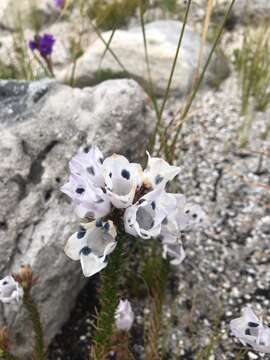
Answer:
[159,0,177,13]
[233,23,270,146]
[90,232,125,360]
[234,24,270,115]
[88,0,141,30]
[143,250,170,360]
[0,61,19,80]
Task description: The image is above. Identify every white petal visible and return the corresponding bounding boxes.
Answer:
[124,189,166,239]
[0,276,22,303]
[177,203,206,231]
[143,152,180,189]
[64,227,88,261]
[124,206,138,236]
[103,154,141,209]
[85,220,117,258]
[69,145,104,187]
[229,307,270,351]
[80,252,107,277]
[162,242,186,265]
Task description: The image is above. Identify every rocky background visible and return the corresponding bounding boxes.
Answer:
[0,1,270,359]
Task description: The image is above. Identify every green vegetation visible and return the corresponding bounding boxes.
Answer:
[233,23,270,146]
[234,24,270,115]
[0,61,19,80]
[88,0,141,30]
[159,0,177,13]
[143,251,170,360]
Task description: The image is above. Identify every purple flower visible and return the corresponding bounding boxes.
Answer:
[54,0,65,8]
[28,33,55,58]
[29,40,37,51]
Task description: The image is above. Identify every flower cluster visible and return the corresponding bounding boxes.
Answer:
[29,33,55,59]
[0,276,23,304]
[61,146,206,277]
[230,307,270,353]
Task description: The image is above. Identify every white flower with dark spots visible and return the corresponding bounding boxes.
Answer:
[143,152,180,189]
[69,145,105,187]
[115,299,134,331]
[159,193,205,265]
[178,203,207,231]
[103,154,143,209]
[61,173,111,219]
[124,189,167,239]
[64,220,117,277]
[0,276,23,303]
[230,307,270,353]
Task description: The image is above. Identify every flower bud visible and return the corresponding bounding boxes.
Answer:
[115,300,134,332]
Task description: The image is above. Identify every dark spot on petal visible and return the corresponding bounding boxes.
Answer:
[87,166,95,176]
[192,213,197,219]
[155,174,164,185]
[185,209,190,214]
[109,172,112,178]
[128,218,131,223]
[162,217,168,225]
[121,169,130,180]
[151,201,156,210]
[138,199,146,204]
[103,222,110,231]
[150,220,154,228]
[99,157,103,164]
[77,227,86,239]
[85,212,95,220]
[248,322,259,328]
[245,329,251,336]
[141,231,148,237]
[76,187,85,194]
[2,281,8,286]
[96,219,103,227]
[80,246,91,256]
[95,198,104,204]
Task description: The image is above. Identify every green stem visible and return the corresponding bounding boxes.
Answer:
[89,21,129,74]
[90,232,125,360]
[23,290,45,360]
[149,0,192,153]
[139,1,160,125]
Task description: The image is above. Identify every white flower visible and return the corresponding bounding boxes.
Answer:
[61,173,111,219]
[230,307,270,353]
[159,193,205,265]
[143,152,180,189]
[115,299,134,331]
[124,189,167,239]
[162,241,186,266]
[178,203,207,231]
[103,154,143,209]
[69,145,104,187]
[0,276,23,303]
[64,220,117,277]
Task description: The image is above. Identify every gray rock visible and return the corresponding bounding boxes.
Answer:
[57,20,230,97]
[0,0,60,30]
[232,0,270,22]
[0,78,154,358]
